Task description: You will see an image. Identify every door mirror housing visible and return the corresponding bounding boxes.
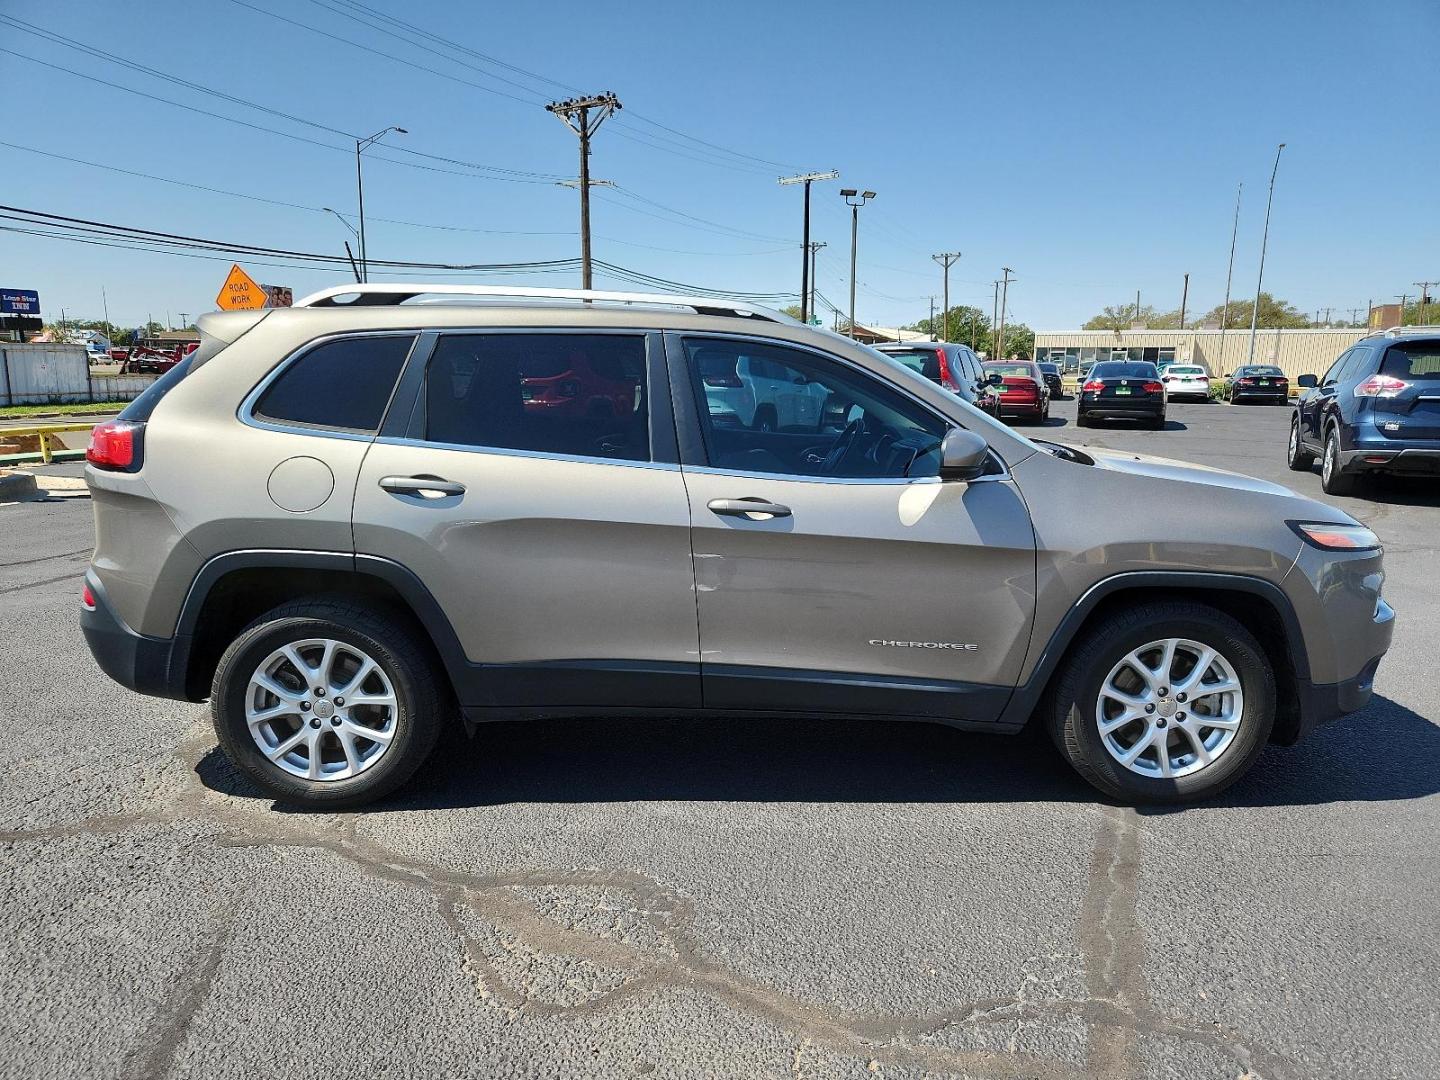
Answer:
[1296,373,1318,388]
[938,428,990,481]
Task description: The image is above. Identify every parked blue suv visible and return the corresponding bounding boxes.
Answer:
[1288,327,1440,495]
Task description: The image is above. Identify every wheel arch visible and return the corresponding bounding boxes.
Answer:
[174,551,467,703]
[1002,572,1308,744]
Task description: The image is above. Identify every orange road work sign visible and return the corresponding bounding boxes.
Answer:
[216,264,265,311]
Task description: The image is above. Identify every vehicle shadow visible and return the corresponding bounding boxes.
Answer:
[1294,469,1440,508]
[1081,419,1189,432]
[195,694,1438,811]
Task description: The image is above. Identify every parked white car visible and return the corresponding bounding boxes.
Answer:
[1161,364,1211,402]
[697,347,830,431]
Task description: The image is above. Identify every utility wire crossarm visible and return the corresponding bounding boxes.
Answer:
[778,170,839,324]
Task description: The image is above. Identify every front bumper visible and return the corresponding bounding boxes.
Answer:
[81,570,192,701]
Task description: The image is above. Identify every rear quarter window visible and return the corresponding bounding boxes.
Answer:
[253,334,415,433]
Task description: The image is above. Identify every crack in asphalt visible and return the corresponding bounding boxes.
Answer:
[0,727,1304,1080]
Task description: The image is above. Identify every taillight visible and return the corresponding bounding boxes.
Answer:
[86,419,143,472]
[81,582,96,611]
[1355,375,1407,398]
[1237,377,1255,386]
[1142,381,1165,393]
[1082,380,1104,392]
[935,348,957,391]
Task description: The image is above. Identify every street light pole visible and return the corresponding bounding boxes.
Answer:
[1218,181,1242,374]
[779,171,838,324]
[841,189,875,338]
[354,126,408,283]
[1248,142,1286,364]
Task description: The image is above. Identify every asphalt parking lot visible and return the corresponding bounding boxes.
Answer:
[2,398,1436,1080]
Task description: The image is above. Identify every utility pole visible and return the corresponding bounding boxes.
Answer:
[178,312,190,330]
[1396,294,1410,325]
[1346,306,1364,326]
[840,189,875,338]
[354,126,407,283]
[101,287,110,335]
[1248,142,1286,363]
[1416,281,1437,320]
[996,268,1015,361]
[807,241,826,325]
[779,171,838,324]
[932,252,961,341]
[1179,273,1189,329]
[990,280,1000,358]
[1322,307,1333,326]
[929,297,936,339]
[546,93,622,290]
[1135,290,1142,325]
[1218,182,1242,374]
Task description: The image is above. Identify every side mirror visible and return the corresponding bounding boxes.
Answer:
[986,372,1005,387]
[939,428,989,482]
[1297,373,1318,388]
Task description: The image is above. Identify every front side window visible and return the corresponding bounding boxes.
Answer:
[684,337,949,480]
[254,335,415,432]
[424,333,649,462]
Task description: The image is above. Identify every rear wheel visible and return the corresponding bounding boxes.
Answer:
[211,600,445,808]
[1286,415,1315,471]
[1046,602,1275,803]
[1076,411,1091,428]
[1148,414,1166,430]
[1320,427,1359,495]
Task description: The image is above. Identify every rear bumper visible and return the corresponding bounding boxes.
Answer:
[80,571,192,701]
[1078,396,1164,418]
[995,399,1044,416]
[1339,445,1440,474]
[1231,388,1287,402]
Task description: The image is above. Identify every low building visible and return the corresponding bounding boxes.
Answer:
[1032,328,1368,380]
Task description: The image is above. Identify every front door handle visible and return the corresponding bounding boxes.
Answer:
[380,475,466,497]
[707,497,791,519]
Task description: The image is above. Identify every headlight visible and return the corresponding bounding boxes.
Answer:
[1288,521,1381,552]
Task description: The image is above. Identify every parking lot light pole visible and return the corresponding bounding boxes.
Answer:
[841,189,875,338]
[1247,143,1285,364]
[1218,182,1243,374]
[355,126,407,283]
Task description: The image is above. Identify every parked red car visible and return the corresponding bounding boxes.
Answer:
[981,361,1051,423]
[520,345,643,418]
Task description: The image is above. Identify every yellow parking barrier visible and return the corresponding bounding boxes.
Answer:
[0,422,97,464]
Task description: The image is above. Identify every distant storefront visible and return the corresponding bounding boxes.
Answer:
[1031,328,1368,380]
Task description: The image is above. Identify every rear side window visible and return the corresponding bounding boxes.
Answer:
[1381,342,1440,380]
[254,335,414,433]
[424,333,649,462]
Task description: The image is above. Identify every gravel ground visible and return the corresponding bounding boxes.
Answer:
[1,400,1436,1080]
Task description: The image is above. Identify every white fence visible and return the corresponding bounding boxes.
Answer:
[0,343,155,405]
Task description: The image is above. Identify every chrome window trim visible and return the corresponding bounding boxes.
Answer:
[679,463,1011,486]
[672,329,1013,483]
[372,435,680,473]
[238,329,422,443]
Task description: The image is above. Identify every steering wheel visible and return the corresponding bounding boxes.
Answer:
[818,418,864,475]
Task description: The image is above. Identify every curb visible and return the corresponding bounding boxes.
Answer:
[0,470,38,501]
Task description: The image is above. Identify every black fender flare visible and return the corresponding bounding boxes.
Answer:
[996,570,1310,729]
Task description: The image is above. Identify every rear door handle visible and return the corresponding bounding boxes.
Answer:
[379,475,466,497]
[707,497,791,519]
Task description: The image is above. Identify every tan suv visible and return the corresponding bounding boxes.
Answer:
[82,285,1393,808]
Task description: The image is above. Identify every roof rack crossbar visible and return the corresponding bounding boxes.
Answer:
[291,283,798,324]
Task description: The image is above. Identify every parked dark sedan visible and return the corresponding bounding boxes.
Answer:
[1037,361,1066,399]
[1227,364,1289,404]
[1077,361,1167,429]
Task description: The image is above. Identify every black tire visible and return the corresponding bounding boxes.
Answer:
[1286,415,1315,471]
[1320,426,1358,496]
[1076,411,1090,428]
[1045,601,1275,803]
[211,600,446,809]
[1148,414,1166,430]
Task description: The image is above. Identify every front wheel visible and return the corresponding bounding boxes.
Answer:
[211,601,445,808]
[1286,415,1315,471]
[1046,602,1275,803]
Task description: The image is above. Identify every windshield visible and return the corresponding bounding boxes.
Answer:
[1091,362,1159,379]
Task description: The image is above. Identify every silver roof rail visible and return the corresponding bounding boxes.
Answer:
[291,282,798,324]
[1380,324,1440,338]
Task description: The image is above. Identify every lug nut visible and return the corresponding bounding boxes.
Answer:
[330,717,341,727]
[1176,692,1187,703]
[300,701,311,712]
[1158,687,1169,697]
[1145,703,1156,714]
[315,687,326,697]
[309,718,321,729]
[1177,711,1186,721]
[334,697,344,707]
[1156,718,1167,728]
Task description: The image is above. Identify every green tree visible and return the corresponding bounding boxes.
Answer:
[1083,303,1161,331]
[909,305,990,348]
[996,323,1035,360]
[1199,292,1310,329]
[780,303,804,321]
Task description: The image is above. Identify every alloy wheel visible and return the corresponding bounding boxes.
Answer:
[1094,638,1244,779]
[245,638,398,781]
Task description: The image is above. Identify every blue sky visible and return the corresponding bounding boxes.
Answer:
[2,0,1437,332]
